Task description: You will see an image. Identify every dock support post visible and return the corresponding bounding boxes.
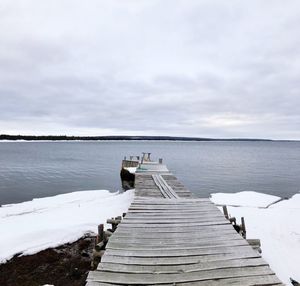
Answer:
[97,224,104,243]
[222,205,229,220]
[92,223,106,270]
[241,217,246,238]
[107,217,122,232]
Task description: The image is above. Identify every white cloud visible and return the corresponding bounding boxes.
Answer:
[0,0,299,139]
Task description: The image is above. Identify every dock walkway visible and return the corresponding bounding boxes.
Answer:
[87,170,283,285]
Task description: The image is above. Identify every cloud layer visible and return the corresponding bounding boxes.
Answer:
[1,0,299,139]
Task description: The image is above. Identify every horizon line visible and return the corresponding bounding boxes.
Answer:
[1,134,299,142]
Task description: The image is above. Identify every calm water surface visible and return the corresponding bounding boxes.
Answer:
[0,141,299,204]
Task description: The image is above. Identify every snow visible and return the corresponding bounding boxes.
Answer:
[1,187,299,285]
[211,191,280,208]
[0,189,134,263]
[124,167,137,174]
[210,191,300,285]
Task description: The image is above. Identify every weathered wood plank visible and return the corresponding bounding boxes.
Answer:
[87,266,274,284]
[132,198,211,203]
[129,207,216,211]
[87,275,283,286]
[123,215,224,221]
[131,203,212,207]
[131,201,212,205]
[116,223,231,233]
[85,282,115,286]
[135,194,163,198]
[122,215,226,223]
[127,210,221,215]
[101,251,262,265]
[98,257,268,273]
[125,211,224,217]
[130,203,214,208]
[117,221,229,229]
[130,200,214,205]
[152,174,180,198]
[121,218,227,224]
[127,210,222,215]
[155,275,284,286]
[115,227,237,237]
[121,216,228,224]
[128,208,219,213]
[104,244,256,258]
[108,233,243,245]
[106,239,249,250]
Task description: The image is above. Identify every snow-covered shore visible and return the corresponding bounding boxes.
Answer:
[0,189,134,263]
[1,189,299,285]
[210,191,300,285]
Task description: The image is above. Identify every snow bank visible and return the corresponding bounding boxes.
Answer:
[210,191,300,285]
[0,189,134,263]
[211,191,280,208]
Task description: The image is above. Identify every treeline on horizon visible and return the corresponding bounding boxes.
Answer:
[0,134,272,142]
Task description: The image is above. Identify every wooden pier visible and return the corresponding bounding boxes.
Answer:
[87,164,283,285]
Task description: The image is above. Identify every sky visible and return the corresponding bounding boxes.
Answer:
[0,1,299,139]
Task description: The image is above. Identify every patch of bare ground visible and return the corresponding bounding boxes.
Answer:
[0,234,95,286]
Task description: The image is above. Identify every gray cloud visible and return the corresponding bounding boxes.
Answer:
[0,0,300,139]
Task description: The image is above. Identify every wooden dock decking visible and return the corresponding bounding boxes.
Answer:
[87,168,284,285]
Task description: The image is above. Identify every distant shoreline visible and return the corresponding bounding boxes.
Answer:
[0,134,279,142]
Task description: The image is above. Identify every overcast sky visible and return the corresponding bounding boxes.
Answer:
[0,1,299,139]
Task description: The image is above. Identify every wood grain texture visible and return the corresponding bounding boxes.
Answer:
[87,172,284,285]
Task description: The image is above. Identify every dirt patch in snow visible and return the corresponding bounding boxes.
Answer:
[0,234,95,286]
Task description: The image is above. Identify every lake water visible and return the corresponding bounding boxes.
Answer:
[0,141,299,205]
